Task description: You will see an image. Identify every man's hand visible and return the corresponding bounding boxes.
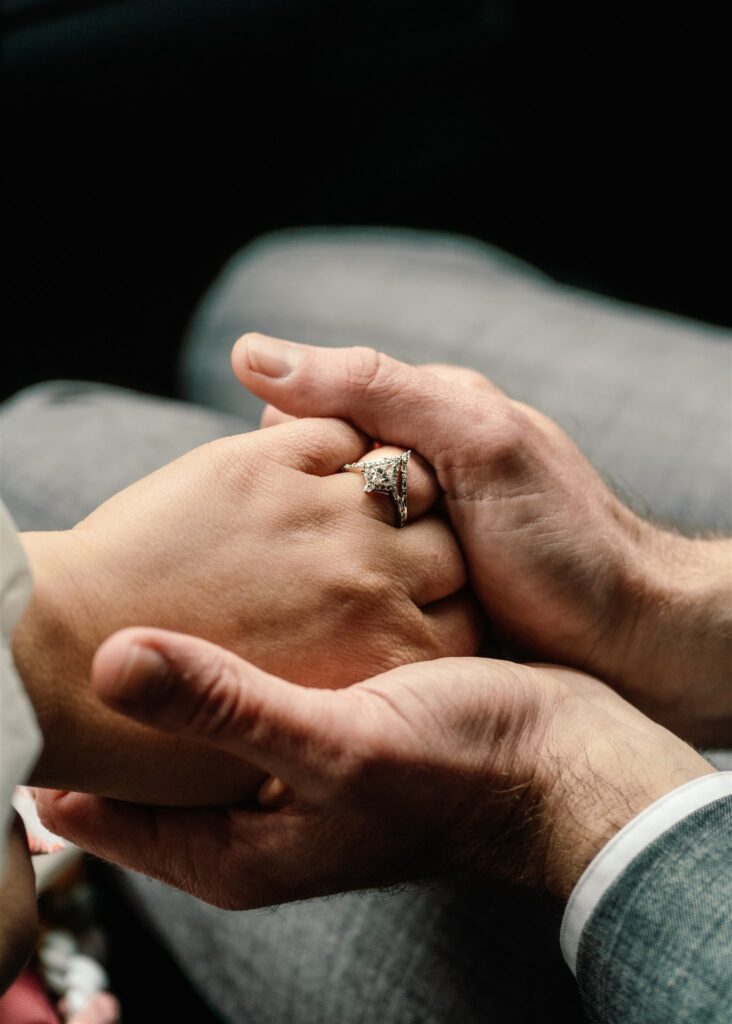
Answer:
[13,417,480,806]
[232,335,732,745]
[36,627,712,910]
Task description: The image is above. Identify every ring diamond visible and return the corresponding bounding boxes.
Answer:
[342,451,411,527]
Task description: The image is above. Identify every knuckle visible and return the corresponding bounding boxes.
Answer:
[457,366,491,386]
[427,401,529,491]
[511,399,557,434]
[483,405,532,478]
[425,363,493,390]
[360,567,393,604]
[322,727,373,800]
[330,565,391,614]
[365,608,433,673]
[344,346,390,399]
[411,618,448,662]
[426,528,468,590]
[205,435,264,496]
[277,417,359,472]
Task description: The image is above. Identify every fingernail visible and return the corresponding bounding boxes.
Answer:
[113,644,171,703]
[257,776,293,810]
[243,334,300,378]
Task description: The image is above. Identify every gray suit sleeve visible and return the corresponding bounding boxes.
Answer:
[576,796,732,1023]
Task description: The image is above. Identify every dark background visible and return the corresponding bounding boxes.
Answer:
[4,0,728,404]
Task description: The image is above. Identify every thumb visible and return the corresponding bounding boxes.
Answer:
[231,334,505,463]
[92,627,352,787]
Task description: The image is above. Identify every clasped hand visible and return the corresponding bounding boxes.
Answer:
[33,336,730,908]
[16,416,478,804]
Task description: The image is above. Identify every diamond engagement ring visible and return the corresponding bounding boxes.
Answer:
[342,451,412,527]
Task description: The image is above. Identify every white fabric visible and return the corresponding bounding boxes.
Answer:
[561,770,732,974]
[0,500,42,877]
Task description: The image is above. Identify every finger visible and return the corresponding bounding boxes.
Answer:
[334,446,439,524]
[90,627,362,790]
[388,515,468,605]
[37,789,363,910]
[36,790,224,895]
[421,363,502,395]
[34,790,305,910]
[422,590,485,657]
[249,416,369,476]
[232,335,510,467]
[260,403,295,428]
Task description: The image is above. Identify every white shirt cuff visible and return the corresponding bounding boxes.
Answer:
[560,770,732,975]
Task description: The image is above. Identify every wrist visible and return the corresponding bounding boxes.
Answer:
[12,530,98,785]
[517,665,718,903]
[542,720,714,903]
[12,532,266,805]
[611,525,732,744]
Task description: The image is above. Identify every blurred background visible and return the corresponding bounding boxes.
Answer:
[4,0,729,404]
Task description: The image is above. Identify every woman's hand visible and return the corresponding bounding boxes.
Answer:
[13,417,480,804]
[36,627,713,910]
[233,335,732,746]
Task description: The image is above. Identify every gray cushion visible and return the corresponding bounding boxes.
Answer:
[0,380,249,531]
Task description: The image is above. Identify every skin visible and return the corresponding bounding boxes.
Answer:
[12,345,729,958]
[0,815,38,995]
[13,416,480,805]
[36,627,713,909]
[232,335,732,746]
